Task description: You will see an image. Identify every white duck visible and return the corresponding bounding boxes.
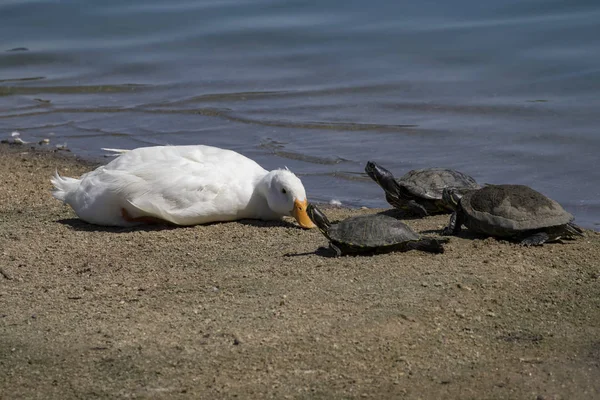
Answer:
[51,145,315,228]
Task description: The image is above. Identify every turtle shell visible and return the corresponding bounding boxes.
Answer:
[328,214,419,248]
[399,168,480,199]
[460,184,573,232]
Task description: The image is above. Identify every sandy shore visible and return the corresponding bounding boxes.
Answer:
[1,142,599,399]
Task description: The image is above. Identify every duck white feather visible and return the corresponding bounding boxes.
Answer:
[51,145,315,228]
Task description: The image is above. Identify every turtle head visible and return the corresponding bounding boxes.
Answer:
[306,203,331,235]
[442,188,463,210]
[365,161,399,194]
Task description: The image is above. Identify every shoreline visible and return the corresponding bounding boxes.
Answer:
[4,138,597,231]
[1,142,599,399]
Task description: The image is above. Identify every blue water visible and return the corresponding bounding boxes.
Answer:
[1,0,599,229]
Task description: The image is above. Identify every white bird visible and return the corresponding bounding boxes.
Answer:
[51,144,316,228]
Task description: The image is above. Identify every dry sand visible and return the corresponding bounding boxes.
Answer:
[1,143,599,399]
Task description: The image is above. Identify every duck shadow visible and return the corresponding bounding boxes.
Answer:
[57,217,301,233]
[237,218,300,229]
[57,218,179,233]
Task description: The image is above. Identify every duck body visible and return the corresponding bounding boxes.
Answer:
[51,145,314,228]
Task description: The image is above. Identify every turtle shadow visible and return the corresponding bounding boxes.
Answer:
[376,208,452,221]
[284,247,335,258]
[418,228,565,244]
[376,209,424,220]
[285,246,415,258]
[419,228,487,241]
[419,229,445,235]
[452,231,489,240]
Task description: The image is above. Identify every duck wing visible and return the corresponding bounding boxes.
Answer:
[100,146,267,225]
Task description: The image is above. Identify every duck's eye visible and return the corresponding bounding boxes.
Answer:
[281,188,287,194]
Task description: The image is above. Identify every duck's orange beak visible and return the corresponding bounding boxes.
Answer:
[292,199,316,229]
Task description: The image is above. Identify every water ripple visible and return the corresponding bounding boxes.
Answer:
[0,105,419,133]
[0,84,151,96]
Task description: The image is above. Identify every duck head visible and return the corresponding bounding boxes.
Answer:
[264,169,316,229]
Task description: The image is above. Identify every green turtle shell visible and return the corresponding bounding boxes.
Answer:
[328,214,419,248]
[460,184,574,234]
[399,168,480,199]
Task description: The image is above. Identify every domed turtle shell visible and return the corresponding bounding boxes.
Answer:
[328,214,420,248]
[399,168,480,200]
[459,184,573,234]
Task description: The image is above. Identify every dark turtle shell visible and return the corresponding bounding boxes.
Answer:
[307,203,447,255]
[399,168,480,200]
[328,214,419,248]
[460,184,574,233]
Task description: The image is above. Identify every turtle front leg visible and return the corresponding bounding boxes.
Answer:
[329,242,343,257]
[406,200,428,217]
[566,222,584,237]
[522,223,584,246]
[385,193,398,208]
[442,211,463,236]
[520,232,549,246]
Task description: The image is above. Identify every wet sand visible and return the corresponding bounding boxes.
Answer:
[1,143,599,399]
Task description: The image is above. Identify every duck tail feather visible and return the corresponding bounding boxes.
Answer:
[50,170,80,202]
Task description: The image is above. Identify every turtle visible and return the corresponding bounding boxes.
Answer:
[306,203,448,256]
[365,161,480,217]
[441,184,584,245]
